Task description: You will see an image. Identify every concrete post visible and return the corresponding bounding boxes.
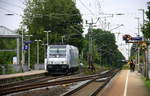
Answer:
[17,38,20,65]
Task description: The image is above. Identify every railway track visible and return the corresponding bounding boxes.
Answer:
[0,69,119,95]
[0,75,48,88]
[0,71,47,85]
[0,73,80,89]
[62,69,120,96]
[0,73,84,95]
[0,72,80,89]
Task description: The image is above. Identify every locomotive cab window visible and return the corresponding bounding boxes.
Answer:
[49,48,66,58]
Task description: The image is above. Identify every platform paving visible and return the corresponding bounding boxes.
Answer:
[0,70,46,80]
[98,70,150,96]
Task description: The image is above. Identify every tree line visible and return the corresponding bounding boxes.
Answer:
[0,0,125,74]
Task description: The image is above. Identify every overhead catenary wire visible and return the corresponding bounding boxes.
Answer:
[0,0,24,9]
[0,6,22,16]
[78,0,95,16]
[96,0,102,12]
[79,0,110,30]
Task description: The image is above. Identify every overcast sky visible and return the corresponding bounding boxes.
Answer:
[76,0,148,59]
[0,0,148,59]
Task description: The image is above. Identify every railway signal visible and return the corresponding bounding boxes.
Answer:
[123,34,143,43]
[123,34,132,43]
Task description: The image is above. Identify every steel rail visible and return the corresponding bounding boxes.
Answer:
[62,69,120,96]
[91,69,120,96]
[0,70,111,95]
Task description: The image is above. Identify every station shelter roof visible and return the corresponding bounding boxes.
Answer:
[0,26,20,38]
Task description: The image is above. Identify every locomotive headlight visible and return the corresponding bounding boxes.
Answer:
[62,61,67,64]
[49,61,53,64]
[64,61,67,64]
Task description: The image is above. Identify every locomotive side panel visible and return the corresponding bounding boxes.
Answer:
[68,45,79,72]
[46,45,79,74]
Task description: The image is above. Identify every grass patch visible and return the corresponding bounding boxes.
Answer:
[145,80,150,90]
[122,64,129,70]
[82,64,111,75]
[142,77,150,90]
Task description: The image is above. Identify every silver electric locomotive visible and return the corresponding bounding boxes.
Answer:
[44,45,79,74]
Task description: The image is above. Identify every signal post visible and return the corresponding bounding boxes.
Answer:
[123,34,149,79]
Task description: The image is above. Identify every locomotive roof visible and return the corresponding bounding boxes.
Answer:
[49,45,66,48]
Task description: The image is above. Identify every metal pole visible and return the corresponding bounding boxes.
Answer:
[46,32,49,66]
[28,40,31,70]
[88,23,92,69]
[143,10,145,28]
[141,9,147,76]
[137,18,140,36]
[25,35,32,70]
[144,47,148,78]
[88,22,94,71]
[35,40,41,65]
[135,17,140,72]
[138,47,140,71]
[62,36,64,44]
[17,38,20,65]
[128,43,130,60]
[147,45,150,79]
[37,41,39,65]
[47,31,49,46]
[140,9,149,78]
[142,9,148,78]
[44,44,46,61]
[137,17,140,72]
[21,28,24,72]
[44,31,51,66]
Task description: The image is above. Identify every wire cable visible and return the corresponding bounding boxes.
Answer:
[0,6,22,16]
[78,0,95,16]
[0,0,24,9]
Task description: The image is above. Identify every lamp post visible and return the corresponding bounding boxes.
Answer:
[5,13,23,71]
[21,28,25,72]
[138,9,145,28]
[44,30,51,46]
[25,35,32,70]
[61,35,65,44]
[44,30,51,65]
[135,17,140,72]
[138,9,148,78]
[35,40,42,65]
[135,17,140,36]
[86,19,95,71]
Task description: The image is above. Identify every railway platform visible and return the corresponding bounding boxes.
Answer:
[98,70,150,96]
[0,70,46,80]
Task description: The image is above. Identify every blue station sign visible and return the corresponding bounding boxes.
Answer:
[131,37,142,41]
[24,41,33,45]
[24,45,29,50]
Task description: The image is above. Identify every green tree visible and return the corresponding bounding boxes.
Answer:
[85,29,125,67]
[143,2,150,38]
[22,0,84,66]
[0,38,16,74]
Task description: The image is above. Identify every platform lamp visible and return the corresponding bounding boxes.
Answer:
[44,30,51,66]
[35,39,42,65]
